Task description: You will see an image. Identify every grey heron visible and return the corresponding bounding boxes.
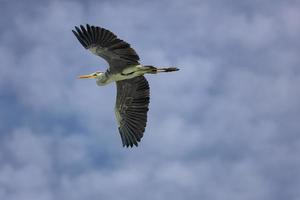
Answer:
[72,24,179,147]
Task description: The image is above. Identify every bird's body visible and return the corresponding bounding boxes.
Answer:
[72,24,179,147]
[94,64,154,86]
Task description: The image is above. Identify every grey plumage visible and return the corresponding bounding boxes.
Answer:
[115,76,149,147]
[72,24,139,73]
[72,24,178,147]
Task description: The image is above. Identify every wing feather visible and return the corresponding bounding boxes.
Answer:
[115,76,150,147]
[86,24,95,41]
[72,24,140,73]
[72,30,87,48]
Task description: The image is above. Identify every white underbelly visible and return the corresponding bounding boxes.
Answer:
[111,65,145,82]
[96,65,147,86]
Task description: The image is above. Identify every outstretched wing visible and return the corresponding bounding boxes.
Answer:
[72,24,140,73]
[115,76,150,147]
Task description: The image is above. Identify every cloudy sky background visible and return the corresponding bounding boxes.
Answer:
[0,0,300,199]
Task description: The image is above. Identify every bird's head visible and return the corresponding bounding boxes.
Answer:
[78,71,103,79]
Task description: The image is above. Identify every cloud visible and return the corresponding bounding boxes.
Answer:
[0,0,300,200]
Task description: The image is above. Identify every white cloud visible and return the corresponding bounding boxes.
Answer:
[0,0,300,200]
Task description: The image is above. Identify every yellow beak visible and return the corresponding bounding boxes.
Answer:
[78,73,97,79]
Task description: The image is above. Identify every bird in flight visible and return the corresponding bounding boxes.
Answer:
[72,24,179,147]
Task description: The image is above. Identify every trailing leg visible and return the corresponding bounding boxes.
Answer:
[143,65,179,74]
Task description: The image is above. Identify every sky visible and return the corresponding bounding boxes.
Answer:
[0,0,300,199]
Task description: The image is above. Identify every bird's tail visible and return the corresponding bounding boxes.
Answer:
[144,66,179,74]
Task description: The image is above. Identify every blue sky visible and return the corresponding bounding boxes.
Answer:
[0,0,300,199]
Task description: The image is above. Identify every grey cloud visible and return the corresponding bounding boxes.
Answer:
[0,0,299,200]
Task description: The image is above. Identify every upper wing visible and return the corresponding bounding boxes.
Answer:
[72,24,140,73]
[115,76,150,147]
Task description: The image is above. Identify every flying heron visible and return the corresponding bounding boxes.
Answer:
[72,24,179,147]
